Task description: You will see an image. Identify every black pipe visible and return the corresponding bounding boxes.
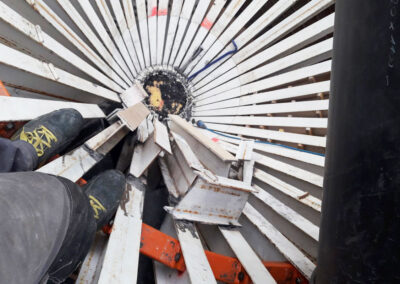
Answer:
[316,1,400,282]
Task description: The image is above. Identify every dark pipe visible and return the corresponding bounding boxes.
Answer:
[316,0,400,283]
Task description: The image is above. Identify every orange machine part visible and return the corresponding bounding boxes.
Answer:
[0,80,26,138]
[137,223,308,284]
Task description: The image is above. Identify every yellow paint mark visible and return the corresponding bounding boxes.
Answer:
[89,195,106,219]
[171,102,183,114]
[146,80,164,111]
[19,125,57,157]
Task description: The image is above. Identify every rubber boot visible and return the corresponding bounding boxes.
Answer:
[11,109,84,167]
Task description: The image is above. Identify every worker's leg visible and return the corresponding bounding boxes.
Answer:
[0,170,126,284]
[0,138,38,172]
[0,109,84,173]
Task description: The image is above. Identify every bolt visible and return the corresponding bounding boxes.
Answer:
[296,277,302,284]
[238,272,245,281]
[6,122,14,130]
[174,253,181,262]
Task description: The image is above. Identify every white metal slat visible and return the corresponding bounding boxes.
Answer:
[195,81,330,110]
[196,60,331,106]
[195,116,328,129]
[110,0,141,71]
[0,97,105,121]
[95,0,139,77]
[178,0,226,69]
[136,0,151,67]
[98,178,146,284]
[163,0,184,65]
[202,129,325,167]
[37,122,128,181]
[0,43,120,102]
[193,100,330,117]
[195,13,334,93]
[168,0,197,66]
[254,169,321,212]
[78,0,135,82]
[172,0,212,67]
[76,232,109,284]
[174,220,217,284]
[30,0,130,88]
[243,204,315,279]
[121,0,146,69]
[192,0,299,86]
[219,140,324,188]
[147,0,158,65]
[219,227,277,284]
[183,0,246,74]
[187,0,267,77]
[202,122,326,147]
[252,185,319,242]
[0,1,124,94]
[193,38,333,99]
[192,0,332,87]
[156,0,169,65]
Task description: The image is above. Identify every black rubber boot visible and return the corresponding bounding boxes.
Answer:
[0,172,96,284]
[83,170,126,230]
[11,109,84,166]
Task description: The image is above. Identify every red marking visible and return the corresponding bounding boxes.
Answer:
[76,178,87,187]
[0,80,10,97]
[158,9,168,16]
[149,6,157,18]
[211,137,219,142]
[201,18,213,30]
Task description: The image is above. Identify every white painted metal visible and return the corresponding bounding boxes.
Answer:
[0,1,124,93]
[194,4,334,89]
[168,0,197,66]
[98,178,146,284]
[30,0,131,88]
[194,100,329,117]
[178,0,226,69]
[202,130,325,167]
[192,0,300,86]
[156,0,169,65]
[136,0,151,66]
[94,0,138,77]
[186,0,264,76]
[110,0,143,71]
[195,60,331,106]
[244,204,315,279]
[219,227,277,284]
[171,0,211,67]
[121,0,146,69]
[154,119,172,154]
[147,0,158,65]
[183,0,246,74]
[130,135,162,177]
[193,38,333,99]
[0,42,120,102]
[195,81,330,111]
[163,0,183,65]
[0,97,105,121]
[76,233,109,284]
[77,0,135,82]
[174,220,216,284]
[37,122,128,181]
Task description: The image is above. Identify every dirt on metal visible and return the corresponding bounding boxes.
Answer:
[143,70,190,121]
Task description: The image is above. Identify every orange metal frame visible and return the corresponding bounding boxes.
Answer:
[104,223,308,284]
[0,80,26,138]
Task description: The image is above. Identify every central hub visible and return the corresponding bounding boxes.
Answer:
[141,69,191,121]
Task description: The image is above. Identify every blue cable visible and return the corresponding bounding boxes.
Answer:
[196,120,325,157]
[188,40,238,81]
